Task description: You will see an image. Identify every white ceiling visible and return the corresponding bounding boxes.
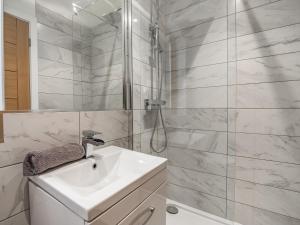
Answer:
[37,0,122,27]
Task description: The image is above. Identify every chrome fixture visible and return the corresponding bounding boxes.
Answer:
[82,130,105,158]
[146,0,168,154]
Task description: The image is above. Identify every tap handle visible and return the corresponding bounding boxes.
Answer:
[82,130,102,138]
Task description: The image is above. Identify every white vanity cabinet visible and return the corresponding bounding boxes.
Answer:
[30,169,167,225]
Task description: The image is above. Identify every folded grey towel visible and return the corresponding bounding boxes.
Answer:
[23,143,85,176]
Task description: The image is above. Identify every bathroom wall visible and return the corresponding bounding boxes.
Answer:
[37,3,123,110]
[163,0,300,225]
[36,3,93,110]
[131,0,171,155]
[0,110,130,225]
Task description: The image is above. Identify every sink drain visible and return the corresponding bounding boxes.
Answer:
[166,204,179,214]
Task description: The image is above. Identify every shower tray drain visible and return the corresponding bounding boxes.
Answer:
[166,204,179,214]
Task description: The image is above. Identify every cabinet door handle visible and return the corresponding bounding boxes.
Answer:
[130,206,156,225]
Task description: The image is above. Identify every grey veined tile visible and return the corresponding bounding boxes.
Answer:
[0,164,28,221]
[167,128,227,154]
[227,201,300,225]
[168,165,227,198]
[237,23,300,60]
[0,112,79,167]
[0,210,30,225]
[227,179,300,220]
[230,52,300,85]
[235,0,280,13]
[165,108,227,131]
[171,63,227,89]
[171,40,227,70]
[228,109,300,136]
[165,0,227,33]
[169,17,227,51]
[236,0,300,36]
[167,184,226,218]
[228,132,300,165]
[228,81,300,108]
[228,156,300,192]
[167,146,227,176]
[80,111,129,141]
[38,58,73,80]
[171,86,227,108]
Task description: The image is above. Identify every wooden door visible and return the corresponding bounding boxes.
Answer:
[4,13,31,110]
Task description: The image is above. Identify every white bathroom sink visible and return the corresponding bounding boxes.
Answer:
[29,146,167,221]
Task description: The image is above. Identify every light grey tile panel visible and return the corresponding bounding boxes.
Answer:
[132,34,151,65]
[167,128,227,154]
[39,76,73,95]
[0,211,30,225]
[171,63,227,89]
[36,4,72,35]
[38,58,73,80]
[0,164,28,221]
[0,112,79,167]
[228,132,300,164]
[169,17,227,51]
[92,64,122,78]
[38,41,73,65]
[165,109,227,131]
[100,137,129,149]
[37,23,73,50]
[168,146,227,176]
[228,156,300,192]
[167,184,226,218]
[230,52,300,85]
[171,86,227,108]
[229,81,300,108]
[165,0,227,33]
[132,59,153,88]
[92,32,122,54]
[92,79,123,96]
[236,0,300,36]
[39,93,74,110]
[90,95,123,110]
[73,81,92,96]
[229,109,300,136]
[227,201,300,225]
[168,165,226,198]
[227,179,300,219]
[237,24,300,60]
[171,40,227,71]
[91,49,122,70]
[236,0,280,12]
[80,111,129,141]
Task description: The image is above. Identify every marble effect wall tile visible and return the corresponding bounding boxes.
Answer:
[227,201,300,225]
[227,179,300,219]
[171,40,227,71]
[167,128,227,154]
[171,63,227,89]
[0,164,28,221]
[39,93,74,110]
[165,109,227,131]
[79,111,129,141]
[39,76,73,95]
[168,165,226,198]
[229,52,300,85]
[38,58,73,80]
[228,132,300,164]
[171,86,227,108]
[0,112,79,167]
[167,184,226,218]
[237,23,300,60]
[229,109,300,136]
[236,0,300,36]
[229,81,300,108]
[168,146,227,176]
[0,211,30,225]
[228,156,300,192]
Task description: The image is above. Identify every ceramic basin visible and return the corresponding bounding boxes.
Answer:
[29,146,167,221]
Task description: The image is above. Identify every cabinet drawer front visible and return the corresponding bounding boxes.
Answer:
[118,183,166,225]
[87,169,167,225]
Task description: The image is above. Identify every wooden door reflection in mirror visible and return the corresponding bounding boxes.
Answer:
[4,12,31,110]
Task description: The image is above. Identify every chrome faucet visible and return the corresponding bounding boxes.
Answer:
[82,130,105,158]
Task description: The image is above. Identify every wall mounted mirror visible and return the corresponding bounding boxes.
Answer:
[1,0,128,112]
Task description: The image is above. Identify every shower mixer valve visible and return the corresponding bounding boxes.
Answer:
[145,99,166,111]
